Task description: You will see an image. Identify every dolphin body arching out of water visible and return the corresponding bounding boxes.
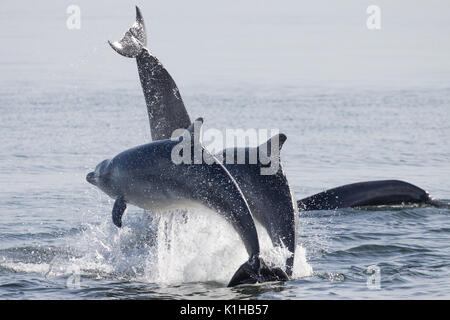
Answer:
[90,7,448,286]
[103,5,449,279]
[89,7,296,286]
[87,118,289,286]
[107,7,299,279]
[108,7,448,212]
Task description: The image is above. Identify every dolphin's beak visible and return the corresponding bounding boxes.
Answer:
[86,172,96,185]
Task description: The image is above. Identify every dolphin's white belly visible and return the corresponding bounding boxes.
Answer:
[129,195,195,211]
[121,179,195,211]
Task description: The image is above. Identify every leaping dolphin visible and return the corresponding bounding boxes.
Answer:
[105,7,449,282]
[87,118,289,286]
[108,7,299,278]
[110,8,447,214]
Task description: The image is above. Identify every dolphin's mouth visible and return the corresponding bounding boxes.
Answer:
[86,172,97,185]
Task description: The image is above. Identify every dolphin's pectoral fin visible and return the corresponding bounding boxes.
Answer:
[228,256,289,287]
[112,196,127,228]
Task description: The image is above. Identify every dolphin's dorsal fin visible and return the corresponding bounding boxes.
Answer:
[257,133,287,157]
[259,133,287,151]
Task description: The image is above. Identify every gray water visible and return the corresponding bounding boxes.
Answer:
[0,1,449,299]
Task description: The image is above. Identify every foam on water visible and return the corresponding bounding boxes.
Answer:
[0,203,312,286]
[71,205,313,285]
[1,261,51,274]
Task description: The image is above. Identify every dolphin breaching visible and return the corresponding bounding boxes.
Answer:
[86,7,448,287]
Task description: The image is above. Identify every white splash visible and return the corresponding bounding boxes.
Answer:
[71,205,313,285]
[0,205,313,286]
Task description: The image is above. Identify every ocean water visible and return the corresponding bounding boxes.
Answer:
[0,1,449,299]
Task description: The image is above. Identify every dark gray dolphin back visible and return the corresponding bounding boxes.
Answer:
[109,7,191,141]
[136,50,191,140]
[298,180,433,210]
[183,159,261,258]
[173,120,288,284]
[179,120,260,258]
[220,134,298,276]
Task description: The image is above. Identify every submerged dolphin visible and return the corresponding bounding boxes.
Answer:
[108,7,299,277]
[87,118,289,286]
[298,180,450,210]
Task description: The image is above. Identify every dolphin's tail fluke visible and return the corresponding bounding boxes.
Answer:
[108,6,147,58]
[227,256,289,287]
